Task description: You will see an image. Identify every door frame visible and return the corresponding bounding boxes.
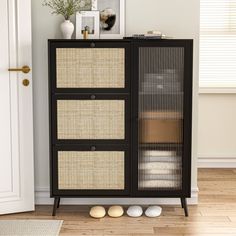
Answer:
[0,0,34,214]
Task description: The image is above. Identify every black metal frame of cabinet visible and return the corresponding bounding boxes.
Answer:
[48,39,193,217]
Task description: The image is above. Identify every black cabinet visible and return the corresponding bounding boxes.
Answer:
[48,39,193,217]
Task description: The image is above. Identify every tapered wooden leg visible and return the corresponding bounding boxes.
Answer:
[180,197,184,208]
[181,197,188,217]
[57,197,60,208]
[52,197,60,216]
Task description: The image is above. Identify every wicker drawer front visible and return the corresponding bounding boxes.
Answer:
[57,100,125,140]
[58,151,125,190]
[56,48,125,88]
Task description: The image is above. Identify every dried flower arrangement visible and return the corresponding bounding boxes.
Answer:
[42,0,91,20]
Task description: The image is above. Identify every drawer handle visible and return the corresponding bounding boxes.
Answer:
[91,146,96,151]
[91,95,96,100]
[90,42,95,48]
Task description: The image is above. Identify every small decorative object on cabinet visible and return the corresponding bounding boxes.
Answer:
[60,20,74,39]
[76,11,100,39]
[48,39,193,217]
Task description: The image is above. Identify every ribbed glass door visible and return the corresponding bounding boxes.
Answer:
[138,47,184,190]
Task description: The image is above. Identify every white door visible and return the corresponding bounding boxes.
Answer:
[0,0,34,214]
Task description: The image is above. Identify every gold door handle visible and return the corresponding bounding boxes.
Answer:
[8,65,31,74]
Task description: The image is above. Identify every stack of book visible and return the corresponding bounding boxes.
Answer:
[125,31,167,39]
[145,30,162,38]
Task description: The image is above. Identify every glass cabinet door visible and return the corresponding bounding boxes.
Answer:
[138,47,184,191]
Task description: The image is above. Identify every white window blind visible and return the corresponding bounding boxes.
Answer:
[200,0,236,88]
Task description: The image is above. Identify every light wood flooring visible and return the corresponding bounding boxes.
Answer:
[1,169,236,235]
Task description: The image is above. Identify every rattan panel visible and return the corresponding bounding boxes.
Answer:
[58,151,125,189]
[57,100,125,140]
[56,48,125,88]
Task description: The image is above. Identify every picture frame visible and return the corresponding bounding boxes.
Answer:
[96,0,125,39]
[76,11,100,39]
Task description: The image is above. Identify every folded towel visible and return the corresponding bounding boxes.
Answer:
[139,180,181,188]
[142,150,176,157]
[139,162,181,170]
[139,169,181,175]
[139,174,181,181]
[140,155,181,162]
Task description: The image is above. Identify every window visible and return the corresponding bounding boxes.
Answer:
[200,0,236,88]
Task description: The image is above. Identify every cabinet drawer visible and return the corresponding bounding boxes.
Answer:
[52,94,130,144]
[57,48,124,88]
[51,145,130,196]
[58,151,124,190]
[49,41,131,93]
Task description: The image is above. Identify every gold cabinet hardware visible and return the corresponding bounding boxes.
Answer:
[8,65,31,74]
[22,79,30,86]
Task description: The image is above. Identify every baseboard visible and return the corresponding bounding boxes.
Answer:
[35,187,198,205]
[198,157,236,168]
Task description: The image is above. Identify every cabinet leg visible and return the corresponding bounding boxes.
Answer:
[52,197,60,216]
[180,197,184,208]
[181,197,188,217]
[57,197,60,208]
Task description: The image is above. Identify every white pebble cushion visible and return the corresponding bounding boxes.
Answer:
[108,206,124,218]
[89,206,106,218]
[145,206,162,217]
[127,206,143,217]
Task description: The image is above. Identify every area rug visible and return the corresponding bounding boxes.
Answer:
[0,220,63,236]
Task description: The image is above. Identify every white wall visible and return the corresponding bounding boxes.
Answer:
[32,0,199,204]
[198,93,236,168]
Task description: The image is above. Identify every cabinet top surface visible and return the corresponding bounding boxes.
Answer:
[48,39,193,43]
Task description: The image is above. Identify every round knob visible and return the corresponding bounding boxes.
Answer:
[22,79,30,86]
[91,146,96,151]
[91,95,96,100]
[90,42,95,48]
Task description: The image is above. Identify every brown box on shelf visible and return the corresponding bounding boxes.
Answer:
[139,111,182,143]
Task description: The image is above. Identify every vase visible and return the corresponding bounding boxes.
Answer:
[60,20,74,39]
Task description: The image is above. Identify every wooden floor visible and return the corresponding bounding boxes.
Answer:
[1,169,236,235]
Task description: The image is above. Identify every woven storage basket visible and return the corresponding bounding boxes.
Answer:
[57,100,125,140]
[56,48,125,88]
[58,151,125,190]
